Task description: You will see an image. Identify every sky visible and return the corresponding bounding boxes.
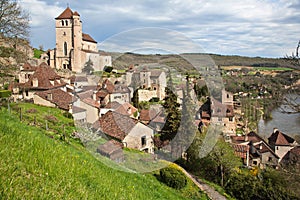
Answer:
[19,0,300,58]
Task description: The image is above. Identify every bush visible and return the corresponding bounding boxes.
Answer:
[0,90,11,98]
[159,165,187,189]
[104,66,113,73]
[63,111,73,119]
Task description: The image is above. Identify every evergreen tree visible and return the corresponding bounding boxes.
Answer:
[161,71,181,142]
[82,59,94,75]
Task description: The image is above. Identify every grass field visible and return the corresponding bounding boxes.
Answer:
[0,104,208,199]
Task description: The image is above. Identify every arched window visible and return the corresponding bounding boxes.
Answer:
[61,20,64,26]
[65,20,68,26]
[64,42,67,56]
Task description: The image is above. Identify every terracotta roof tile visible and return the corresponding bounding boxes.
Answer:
[94,111,137,141]
[55,7,73,19]
[82,33,97,43]
[82,98,100,108]
[35,89,73,110]
[268,130,295,146]
[21,63,65,90]
[115,102,138,116]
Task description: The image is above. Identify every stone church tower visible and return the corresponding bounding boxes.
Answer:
[49,7,111,73]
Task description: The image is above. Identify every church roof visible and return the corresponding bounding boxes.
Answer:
[55,7,74,19]
[82,33,97,43]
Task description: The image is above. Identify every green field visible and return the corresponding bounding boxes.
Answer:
[0,104,208,199]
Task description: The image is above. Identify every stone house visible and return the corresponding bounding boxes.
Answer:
[126,66,166,101]
[33,88,73,111]
[93,111,154,153]
[268,128,298,161]
[48,7,111,72]
[96,79,131,106]
[74,90,100,124]
[231,132,279,169]
[12,63,67,100]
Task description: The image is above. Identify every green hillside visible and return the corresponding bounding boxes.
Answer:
[0,105,207,199]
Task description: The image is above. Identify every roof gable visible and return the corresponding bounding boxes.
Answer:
[35,89,73,110]
[96,111,138,141]
[55,7,73,19]
[82,33,97,43]
[268,130,295,146]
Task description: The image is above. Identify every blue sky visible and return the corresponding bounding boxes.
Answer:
[20,0,300,57]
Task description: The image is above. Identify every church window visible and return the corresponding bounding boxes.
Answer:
[61,20,64,26]
[65,20,68,26]
[64,42,67,56]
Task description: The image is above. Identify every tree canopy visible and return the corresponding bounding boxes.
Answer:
[0,0,30,40]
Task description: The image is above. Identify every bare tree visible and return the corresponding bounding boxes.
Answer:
[0,0,30,40]
[285,40,300,66]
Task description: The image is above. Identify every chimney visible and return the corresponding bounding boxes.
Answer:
[273,128,279,134]
[47,93,52,101]
[93,91,97,100]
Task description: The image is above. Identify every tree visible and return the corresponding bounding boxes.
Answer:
[0,0,30,40]
[82,59,94,75]
[160,71,181,142]
[205,139,242,187]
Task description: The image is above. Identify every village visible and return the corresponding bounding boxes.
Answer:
[4,6,298,172]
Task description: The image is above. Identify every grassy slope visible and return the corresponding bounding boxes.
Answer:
[0,106,207,199]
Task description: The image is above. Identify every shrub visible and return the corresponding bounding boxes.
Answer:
[63,111,73,119]
[159,165,187,189]
[104,66,113,73]
[0,90,11,98]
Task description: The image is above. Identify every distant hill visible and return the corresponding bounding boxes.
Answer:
[111,52,298,71]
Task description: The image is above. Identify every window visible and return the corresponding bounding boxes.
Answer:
[141,136,146,146]
[64,42,67,56]
[63,32,66,36]
[229,117,233,122]
[61,20,64,26]
[253,161,258,165]
[65,20,68,26]
[227,94,229,98]
[268,157,273,162]
[25,90,29,96]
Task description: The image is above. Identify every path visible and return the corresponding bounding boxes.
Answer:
[178,166,227,200]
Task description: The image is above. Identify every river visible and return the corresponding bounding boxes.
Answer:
[258,95,300,137]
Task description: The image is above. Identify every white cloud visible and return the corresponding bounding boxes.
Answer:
[20,0,300,57]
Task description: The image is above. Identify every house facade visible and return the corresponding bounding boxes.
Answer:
[94,111,154,153]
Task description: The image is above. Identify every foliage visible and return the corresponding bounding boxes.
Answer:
[0,0,30,39]
[0,90,11,98]
[104,66,113,73]
[33,48,44,59]
[82,59,94,75]
[159,165,187,189]
[160,73,181,141]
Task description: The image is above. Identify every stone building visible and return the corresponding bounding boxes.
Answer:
[49,7,111,72]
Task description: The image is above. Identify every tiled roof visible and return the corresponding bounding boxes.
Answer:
[21,63,65,90]
[97,140,122,155]
[232,144,249,159]
[104,101,122,109]
[77,90,93,100]
[35,89,73,110]
[94,111,137,141]
[150,70,163,78]
[268,130,295,146]
[115,102,138,116]
[82,98,100,108]
[72,106,86,114]
[82,33,97,43]
[55,7,73,19]
[22,63,36,71]
[100,79,130,94]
